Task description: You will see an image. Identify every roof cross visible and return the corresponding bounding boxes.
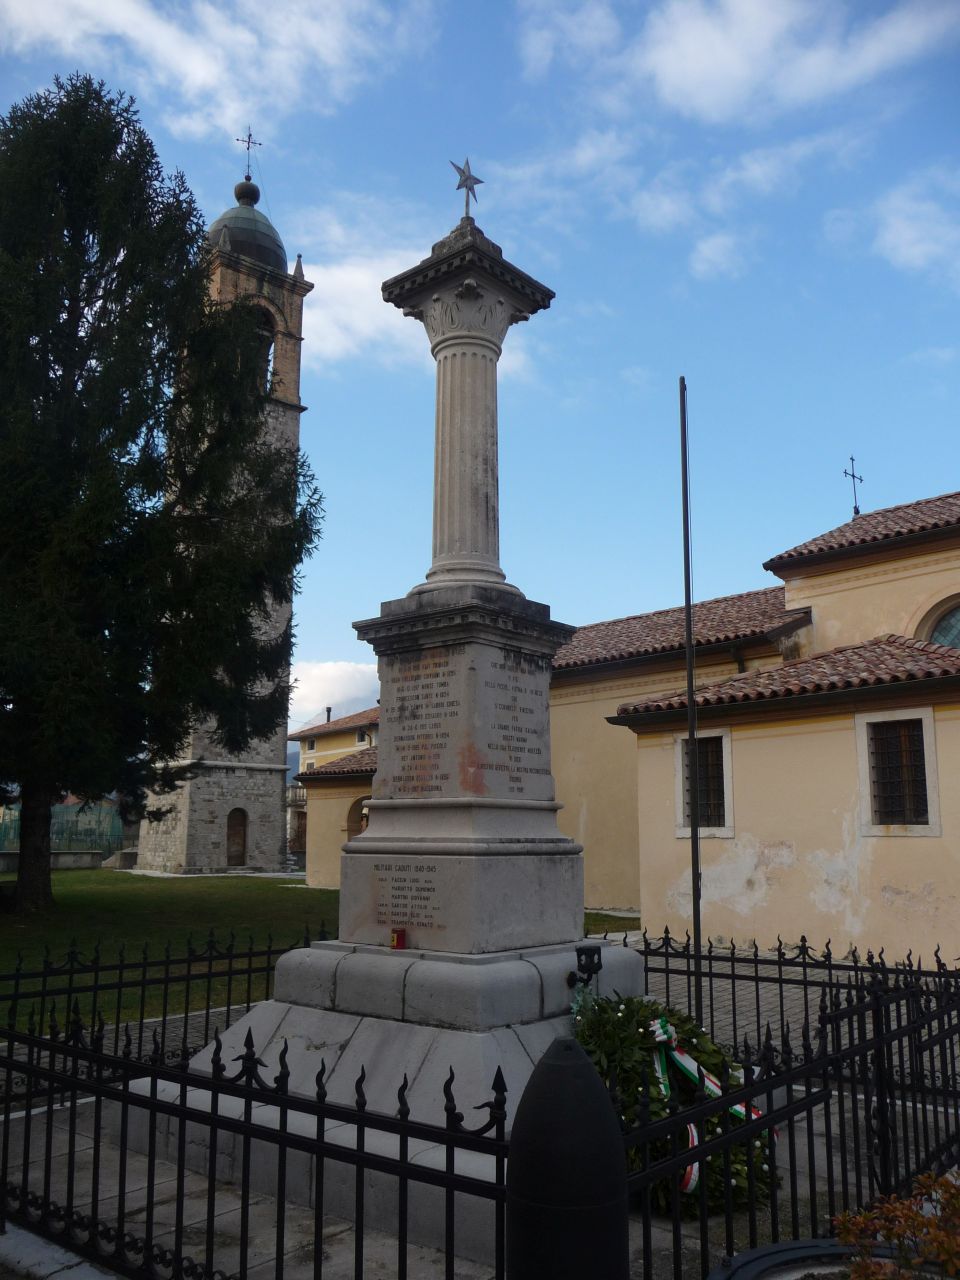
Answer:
[844,455,864,518]
[235,126,262,181]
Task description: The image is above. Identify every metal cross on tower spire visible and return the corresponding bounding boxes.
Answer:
[844,455,864,517]
[235,126,262,181]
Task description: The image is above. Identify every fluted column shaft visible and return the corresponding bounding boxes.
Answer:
[410,276,527,590]
[430,336,501,582]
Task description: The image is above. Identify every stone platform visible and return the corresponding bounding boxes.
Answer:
[193,937,644,1123]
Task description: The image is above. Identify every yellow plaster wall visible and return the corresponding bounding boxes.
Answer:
[635,703,960,958]
[304,780,371,889]
[298,727,373,773]
[550,649,783,913]
[781,545,960,656]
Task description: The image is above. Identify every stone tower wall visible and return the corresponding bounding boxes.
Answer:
[137,240,312,874]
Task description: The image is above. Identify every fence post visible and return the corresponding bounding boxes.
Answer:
[869,979,893,1195]
[506,1037,629,1280]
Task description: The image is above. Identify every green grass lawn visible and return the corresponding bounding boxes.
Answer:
[0,869,640,975]
[0,871,641,1028]
[0,870,337,975]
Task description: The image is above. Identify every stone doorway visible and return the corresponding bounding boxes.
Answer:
[226,808,248,867]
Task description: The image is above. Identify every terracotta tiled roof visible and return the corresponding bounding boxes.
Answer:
[554,587,800,671]
[615,636,960,719]
[764,491,960,572]
[289,706,380,742]
[299,746,378,778]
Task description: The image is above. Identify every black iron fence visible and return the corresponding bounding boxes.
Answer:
[622,963,960,1280]
[0,929,319,1072]
[2,931,960,1279]
[1,1014,507,1280]
[637,926,960,1060]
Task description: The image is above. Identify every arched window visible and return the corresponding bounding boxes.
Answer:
[931,605,960,648]
[254,308,275,393]
[346,795,371,840]
[227,808,248,866]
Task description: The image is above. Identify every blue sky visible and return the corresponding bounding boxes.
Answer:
[2,0,958,729]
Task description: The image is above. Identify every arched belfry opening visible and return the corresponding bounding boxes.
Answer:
[254,306,276,393]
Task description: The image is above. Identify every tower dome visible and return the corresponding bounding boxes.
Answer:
[207,179,287,273]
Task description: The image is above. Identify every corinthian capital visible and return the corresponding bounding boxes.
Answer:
[410,278,529,350]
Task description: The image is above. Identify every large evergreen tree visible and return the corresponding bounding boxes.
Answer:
[0,75,323,913]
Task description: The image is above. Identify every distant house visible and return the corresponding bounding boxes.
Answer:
[610,491,960,957]
[288,706,380,774]
[288,708,380,883]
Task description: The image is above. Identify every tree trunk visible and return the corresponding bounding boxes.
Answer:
[15,782,56,913]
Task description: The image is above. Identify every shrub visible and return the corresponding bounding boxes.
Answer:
[836,1172,960,1278]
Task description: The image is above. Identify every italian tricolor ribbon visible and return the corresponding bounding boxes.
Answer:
[649,1016,770,1194]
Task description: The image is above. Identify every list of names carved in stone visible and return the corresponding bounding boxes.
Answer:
[381,646,465,796]
[373,860,443,931]
[480,648,552,797]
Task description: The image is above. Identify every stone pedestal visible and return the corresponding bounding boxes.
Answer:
[342,583,583,952]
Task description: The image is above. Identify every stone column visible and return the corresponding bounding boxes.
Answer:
[413,277,525,589]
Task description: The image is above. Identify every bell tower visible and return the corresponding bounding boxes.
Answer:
[136,177,313,873]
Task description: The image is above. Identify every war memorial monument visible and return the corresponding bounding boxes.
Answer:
[211,162,644,1120]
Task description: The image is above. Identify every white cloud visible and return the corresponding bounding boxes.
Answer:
[636,0,960,123]
[517,0,621,79]
[517,0,960,126]
[703,129,863,214]
[630,167,694,232]
[689,230,745,279]
[289,660,379,729]
[0,0,434,138]
[872,167,960,290]
[302,251,431,368]
[633,0,806,123]
[486,126,637,232]
[904,346,958,365]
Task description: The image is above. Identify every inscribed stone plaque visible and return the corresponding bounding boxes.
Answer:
[375,638,555,804]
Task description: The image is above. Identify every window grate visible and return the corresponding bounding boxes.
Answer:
[869,719,928,825]
[683,736,725,829]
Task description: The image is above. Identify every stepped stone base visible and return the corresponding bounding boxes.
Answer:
[197,938,644,1121]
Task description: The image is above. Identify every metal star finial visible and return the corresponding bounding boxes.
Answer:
[450,158,483,218]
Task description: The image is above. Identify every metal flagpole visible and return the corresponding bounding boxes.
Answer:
[679,375,704,1027]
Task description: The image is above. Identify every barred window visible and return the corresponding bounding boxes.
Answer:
[682,735,726,829]
[868,719,928,825]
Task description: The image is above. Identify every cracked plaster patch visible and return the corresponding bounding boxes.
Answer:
[879,881,953,939]
[666,836,795,919]
[807,814,869,940]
